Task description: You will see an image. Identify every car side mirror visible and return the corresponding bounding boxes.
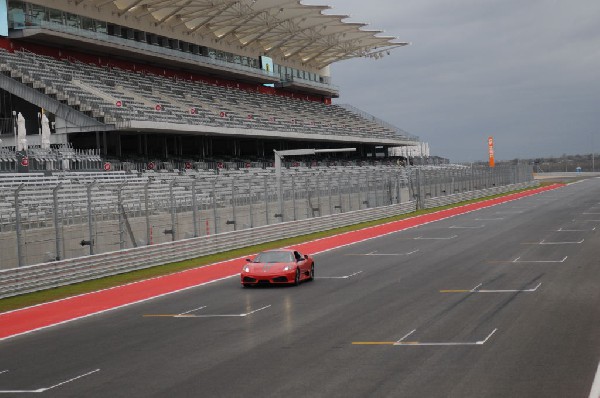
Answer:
[304,255,309,259]
[246,258,252,262]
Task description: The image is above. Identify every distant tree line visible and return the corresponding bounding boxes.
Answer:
[493,154,597,172]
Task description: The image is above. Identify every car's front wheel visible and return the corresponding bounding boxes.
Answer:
[308,264,315,281]
[293,268,300,286]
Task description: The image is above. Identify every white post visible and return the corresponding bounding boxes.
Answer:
[274,150,283,222]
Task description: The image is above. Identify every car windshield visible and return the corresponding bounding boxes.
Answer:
[253,251,294,263]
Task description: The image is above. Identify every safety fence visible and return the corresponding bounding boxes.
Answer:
[0,164,533,270]
[0,180,538,299]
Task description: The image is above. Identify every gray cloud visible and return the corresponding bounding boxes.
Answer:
[322,0,600,161]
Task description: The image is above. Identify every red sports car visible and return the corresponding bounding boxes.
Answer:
[241,249,315,287]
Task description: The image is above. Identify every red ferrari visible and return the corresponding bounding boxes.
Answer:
[241,249,315,287]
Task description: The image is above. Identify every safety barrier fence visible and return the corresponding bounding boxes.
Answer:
[423,181,538,208]
[1,164,533,270]
[0,180,538,299]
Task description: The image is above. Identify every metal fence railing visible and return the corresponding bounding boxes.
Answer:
[0,164,534,270]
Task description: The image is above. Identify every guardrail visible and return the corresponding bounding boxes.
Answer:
[533,172,600,179]
[0,182,538,299]
[423,181,538,208]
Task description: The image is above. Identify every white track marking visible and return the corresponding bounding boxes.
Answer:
[317,271,363,279]
[0,369,100,394]
[414,235,458,240]
[589,360,600,398]
[449,225,485,229]
[174,305,271,318]
[539,239,584,245]
[242,306,272,317]
[0,371,8,376]
[477,328,498,345]
[512,256,568,263]
[41,369,101,393]
[557,227,596,232]
[178,305,207,315]
[470,283,483,292]
[395,329,416,343]
[393,329,498,346]
[443,283,541,293]
[351,250,419,256]
[403,250,420,255]
[476,282,541,293]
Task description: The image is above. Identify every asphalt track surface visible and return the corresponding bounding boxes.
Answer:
[1,181,599,397]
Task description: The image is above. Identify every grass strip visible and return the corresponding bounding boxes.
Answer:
[0,184,548,313]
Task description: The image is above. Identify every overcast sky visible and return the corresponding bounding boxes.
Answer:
[319,0,600,162]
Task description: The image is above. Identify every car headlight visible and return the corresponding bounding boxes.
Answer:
[283,265,293,271]
[243,266,251,273]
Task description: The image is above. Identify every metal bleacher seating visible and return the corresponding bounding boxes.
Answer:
[0,48,412,141]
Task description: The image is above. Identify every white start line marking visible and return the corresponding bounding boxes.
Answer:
[440,283,542,294]
[0,369,100,394]
[556,227,596,232]
[414,235,458,240]
[317,271,363,279]
[351,250,419,256]
[539,239,584,245]
[512,256,568,263]
[144,305,271,318]
[394,328,498,346]
[449,225,485,229]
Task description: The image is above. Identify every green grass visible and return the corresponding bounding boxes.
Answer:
[0,184,549,313]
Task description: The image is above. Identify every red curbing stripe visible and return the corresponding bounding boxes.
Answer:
[0,184,562,341]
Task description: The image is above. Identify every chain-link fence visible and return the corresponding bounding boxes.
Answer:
[0,164,533,269]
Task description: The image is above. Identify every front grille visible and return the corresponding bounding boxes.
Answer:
[272,276,288,283]
[243,276,257,283]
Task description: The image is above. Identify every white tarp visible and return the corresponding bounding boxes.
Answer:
[17,112,27,151]
[41,113,51,149]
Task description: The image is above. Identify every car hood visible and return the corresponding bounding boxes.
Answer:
[244,262,294,272]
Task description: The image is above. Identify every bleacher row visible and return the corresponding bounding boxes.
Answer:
[0,144,102,172]
[0,165,411,231]
[0,49,410,141]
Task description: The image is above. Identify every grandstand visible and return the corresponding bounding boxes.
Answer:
[0,0,435,269]
[0,0,418,168]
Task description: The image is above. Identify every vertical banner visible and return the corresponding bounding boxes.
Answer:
[488,136,495,168]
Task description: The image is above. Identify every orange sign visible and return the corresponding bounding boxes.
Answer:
[488,136,495,168]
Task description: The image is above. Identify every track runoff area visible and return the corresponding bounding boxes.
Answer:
[1,182,600,397]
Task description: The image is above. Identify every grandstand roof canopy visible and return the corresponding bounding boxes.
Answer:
[91,0,408,69]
